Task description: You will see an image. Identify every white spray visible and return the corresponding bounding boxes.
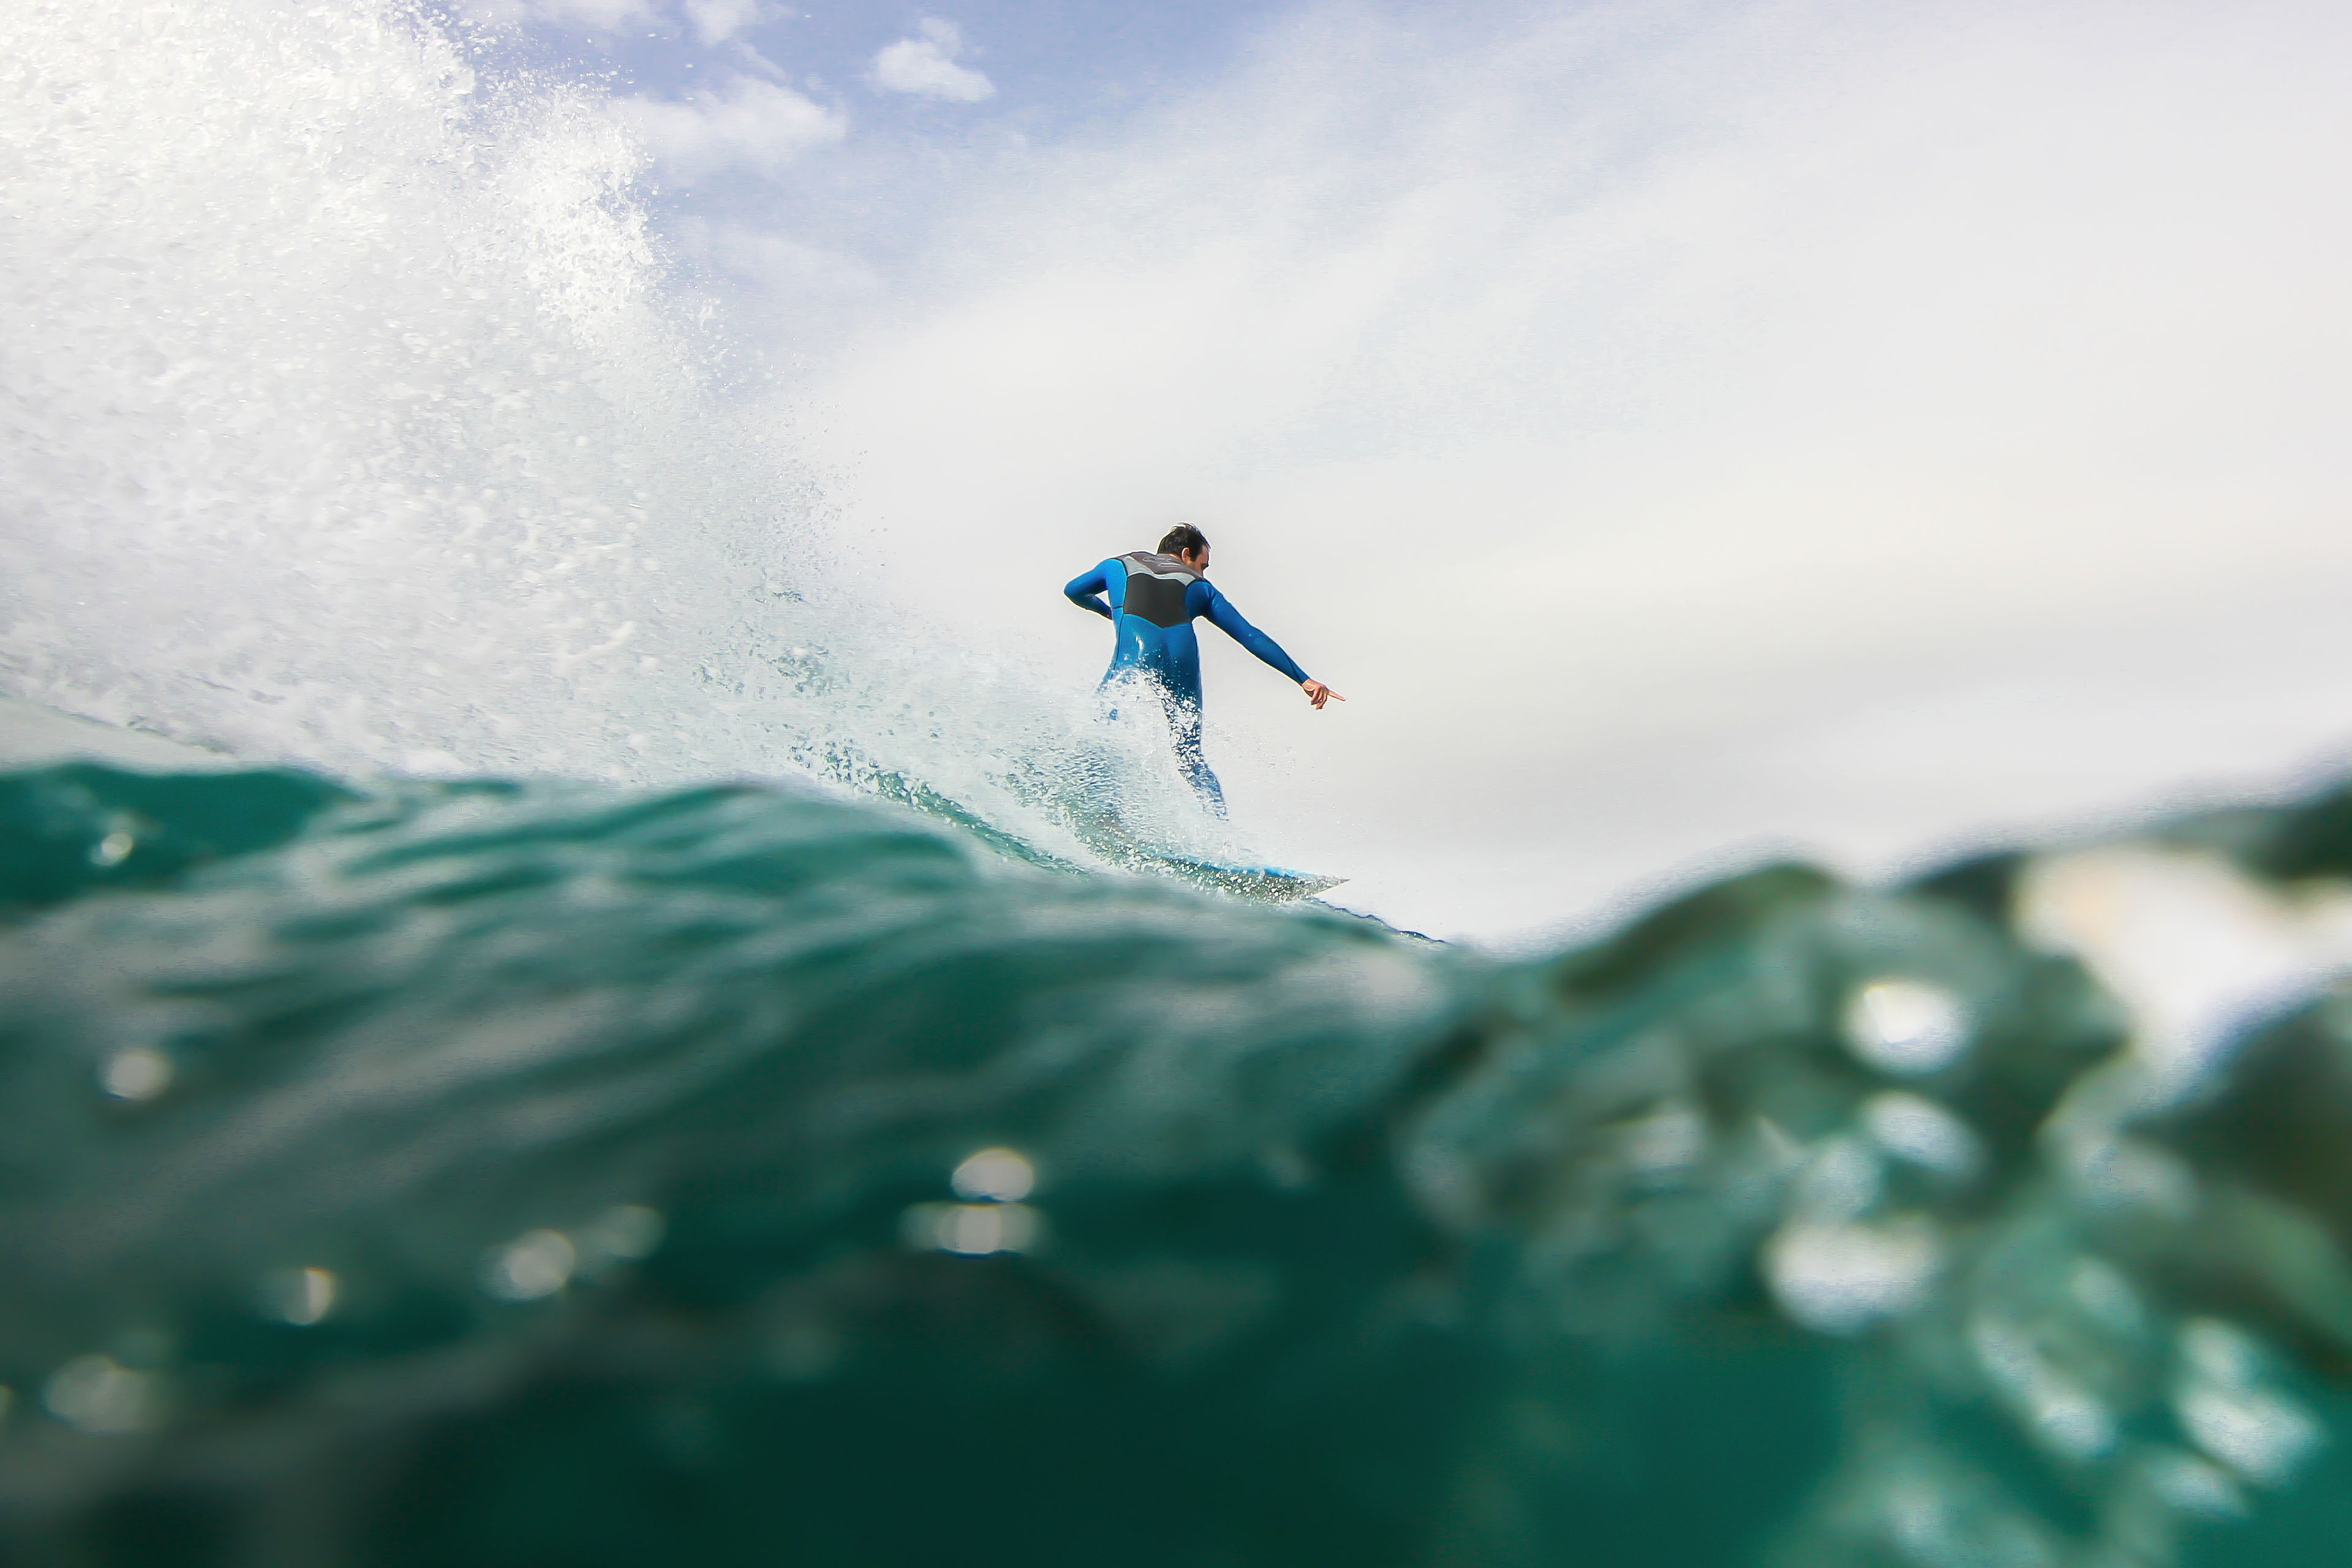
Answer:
[0,0,1231,867]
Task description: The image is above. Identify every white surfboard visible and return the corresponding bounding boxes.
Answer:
[1140,853,1347,903]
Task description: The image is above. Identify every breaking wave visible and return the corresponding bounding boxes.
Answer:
[0,0,1227,871]
[9,6,2352,1567]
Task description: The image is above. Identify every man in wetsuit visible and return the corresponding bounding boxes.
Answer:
[1063,524,1342,815]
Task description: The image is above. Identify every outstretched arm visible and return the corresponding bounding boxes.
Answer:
[1203,584,1343,707]
[1064,565,1114,620]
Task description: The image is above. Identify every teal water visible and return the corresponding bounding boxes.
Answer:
[9,3,2352,1561]
[6,755,2352,1566]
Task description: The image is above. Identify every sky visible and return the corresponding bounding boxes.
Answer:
[453,0,2352,944]
[451,0,1274,331]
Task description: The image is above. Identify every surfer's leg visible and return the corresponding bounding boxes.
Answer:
[1186,761,1227,817]
[1168,705,1227,817]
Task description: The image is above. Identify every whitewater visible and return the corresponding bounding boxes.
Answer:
[9,4,2352,1567]
[0,0,1230,875]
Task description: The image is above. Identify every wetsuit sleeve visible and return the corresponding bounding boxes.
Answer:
[1064,564,1114,620]
[1200,583,1311,684]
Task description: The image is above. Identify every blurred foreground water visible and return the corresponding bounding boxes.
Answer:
[7,737,2352,1567]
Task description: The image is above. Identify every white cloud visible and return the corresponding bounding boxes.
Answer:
[870,18,994,103]
[683,0,769,47]
[668,216,883,304]
[662,215,884,347]
[616,74,845,181]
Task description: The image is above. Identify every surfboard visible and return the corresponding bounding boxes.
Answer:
[1142,853,1347,903]
[1055,785,1344,902]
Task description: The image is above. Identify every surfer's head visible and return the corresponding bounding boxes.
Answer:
[1159,524,1210,573]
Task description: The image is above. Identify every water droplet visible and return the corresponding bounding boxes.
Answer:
[1861,1091,1982,1179]
[1843,979,1972,1075]
[260,1266,338,1326]
[2173,1319,2321,1486]
[900,1202,1041,1256]
[2144,1448,2247,1517]
[951,1147,1035,1204]
[43,1355,164,1434]
[2176,1382,2320,1487]
[483,1229,576,1300]
[2180,1318,2261,1385]
[1972,1313,2116,1460]
[1621,1103,1708,1176]
[1765,1217,1940,1334]
[100,1047,173,1102]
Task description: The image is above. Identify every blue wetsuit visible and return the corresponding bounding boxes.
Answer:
[1064,551,1311,814]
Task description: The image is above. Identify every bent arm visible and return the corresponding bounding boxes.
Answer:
[1064,565,1114,620]
[1203,585,1310,684]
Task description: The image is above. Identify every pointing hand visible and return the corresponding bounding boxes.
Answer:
[1301,680,1344,710]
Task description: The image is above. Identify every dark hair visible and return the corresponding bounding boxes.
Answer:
[1158,524,1210,558]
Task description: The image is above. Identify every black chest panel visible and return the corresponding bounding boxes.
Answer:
[1120,565,1195,629]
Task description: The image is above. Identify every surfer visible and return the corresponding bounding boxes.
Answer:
[1063,524,1341,815]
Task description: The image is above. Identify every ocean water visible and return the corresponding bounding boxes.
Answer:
[8,753,2352,1566]
[9,3,2352,1566]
